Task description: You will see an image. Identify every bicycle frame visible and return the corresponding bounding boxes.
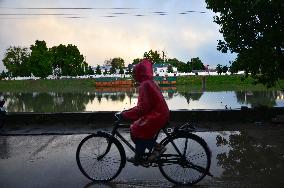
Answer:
[110,119,136,153]
[109,119,212,176]
[107,118,186,160]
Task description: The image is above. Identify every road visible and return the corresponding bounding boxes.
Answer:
[0,122,284,188]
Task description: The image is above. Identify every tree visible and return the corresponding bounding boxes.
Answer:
[205,0,284,87]
[50,44,86,76]
[95,65,102,75]
[216,64,223,75]
[111,57,125,69]
[167,65,173,73]
[190,57,205,70]
[28,40,52,78]
[185,61,192,73]
[132,58,141,65]
[222,65,228,74]
[143,50,163,64]
[86,66,94,75]
[119,67,124,75]
[166,58,187,72]
[2,46,30,77]
[229,61,239,74]
[0,71,7,79]
[104,57,125,74]
[49,44,86,76]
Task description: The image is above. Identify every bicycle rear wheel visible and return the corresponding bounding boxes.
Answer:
[76,133,125,182]
[158,133,211,185]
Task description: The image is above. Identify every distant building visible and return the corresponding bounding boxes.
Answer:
[153,64,177,76]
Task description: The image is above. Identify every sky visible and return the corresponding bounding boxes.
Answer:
[0,0,236,71]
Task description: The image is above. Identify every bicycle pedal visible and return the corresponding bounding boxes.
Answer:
[151,163,159,167]
[141,163,150,168]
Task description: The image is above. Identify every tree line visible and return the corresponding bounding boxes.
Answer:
[2,42,213,78]
[94,50,208,75]
[2,40,93,78]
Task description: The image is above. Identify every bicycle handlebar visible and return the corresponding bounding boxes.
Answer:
[114,112,122,121]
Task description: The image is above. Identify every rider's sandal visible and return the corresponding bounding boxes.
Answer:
[148,144,167,162]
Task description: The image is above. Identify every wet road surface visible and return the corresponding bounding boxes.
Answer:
[1,123,284,188]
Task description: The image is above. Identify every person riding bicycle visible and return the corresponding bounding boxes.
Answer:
[120,58,170,164]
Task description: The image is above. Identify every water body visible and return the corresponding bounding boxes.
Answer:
[0,89,283,112]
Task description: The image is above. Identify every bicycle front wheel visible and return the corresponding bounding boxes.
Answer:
[76,133,125,182]
[158,133,211,185]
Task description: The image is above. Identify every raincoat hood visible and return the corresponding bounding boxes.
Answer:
[133,59,153,83]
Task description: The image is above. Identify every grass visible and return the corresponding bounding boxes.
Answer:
[177,75,284,91]
[0,79,97,92]
[0,75,283,92]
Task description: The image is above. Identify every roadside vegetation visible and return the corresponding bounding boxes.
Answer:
[0,79,97,92]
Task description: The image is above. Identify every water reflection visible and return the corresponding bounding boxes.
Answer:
[0,89,283,112]
[235,91,280,108]
[215,131,284,186]
[1,92,94,112]
[178,91,203,104]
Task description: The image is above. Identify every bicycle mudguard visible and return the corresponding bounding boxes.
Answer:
[96,131,127,168]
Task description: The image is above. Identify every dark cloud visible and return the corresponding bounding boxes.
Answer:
[103,15,117,18]
[111,12,128,15]
[65,16,84,19]
[186,10,206,13]
[153,11,167,14]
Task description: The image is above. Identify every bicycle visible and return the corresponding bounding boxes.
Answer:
[76,113,212,186]
[0,99,6,129]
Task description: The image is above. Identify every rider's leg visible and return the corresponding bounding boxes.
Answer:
[148,143,167,161]
[127,136,155,164]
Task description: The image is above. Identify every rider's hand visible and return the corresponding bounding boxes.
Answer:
[115,111,124,120]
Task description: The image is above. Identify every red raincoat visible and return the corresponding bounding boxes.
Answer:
[122,59,170,139]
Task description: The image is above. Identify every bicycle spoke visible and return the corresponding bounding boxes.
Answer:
[188,163,207,174]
